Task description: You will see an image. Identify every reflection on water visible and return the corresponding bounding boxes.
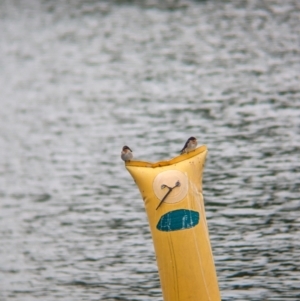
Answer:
[0,0,299,300]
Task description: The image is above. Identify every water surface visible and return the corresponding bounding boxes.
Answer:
[0,0,299,300]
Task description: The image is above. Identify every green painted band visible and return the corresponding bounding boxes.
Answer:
[156,209,200,232]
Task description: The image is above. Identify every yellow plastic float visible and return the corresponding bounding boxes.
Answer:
[125,145,221,301]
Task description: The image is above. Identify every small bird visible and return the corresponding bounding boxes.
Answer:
[121,145,133,162]
[180,137,197,154]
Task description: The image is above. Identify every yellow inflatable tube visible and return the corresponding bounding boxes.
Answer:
[125,146,221,301]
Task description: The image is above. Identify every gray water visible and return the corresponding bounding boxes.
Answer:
[0,0,299,300]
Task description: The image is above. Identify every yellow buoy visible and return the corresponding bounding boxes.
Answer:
[125,145,221,301]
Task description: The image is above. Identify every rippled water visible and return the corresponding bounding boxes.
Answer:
[0,0,299,300]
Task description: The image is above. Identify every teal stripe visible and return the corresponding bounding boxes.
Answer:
[156,209,199,232]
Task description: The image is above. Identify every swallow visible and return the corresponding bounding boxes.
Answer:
[121,145,133,162]
[180,137,197,154]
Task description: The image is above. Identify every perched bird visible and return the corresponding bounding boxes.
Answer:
[180,137,197,154]
[121,145,133,162]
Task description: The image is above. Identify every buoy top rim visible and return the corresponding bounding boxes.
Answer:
[125,145,207,168]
